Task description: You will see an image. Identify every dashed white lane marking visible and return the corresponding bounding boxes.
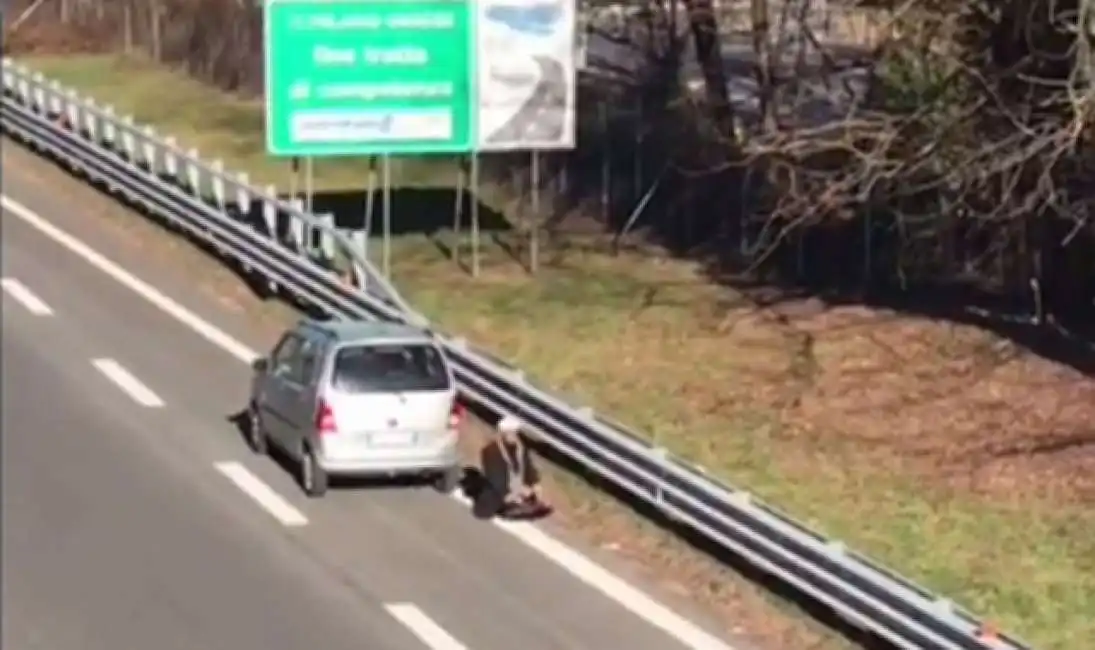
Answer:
[1,277,53,315]
[214,461,308,527]
[385,603,468,650]
[3,193,738,649]
[92,358,165,408]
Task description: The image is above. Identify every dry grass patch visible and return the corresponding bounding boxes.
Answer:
[20,53,1095,650]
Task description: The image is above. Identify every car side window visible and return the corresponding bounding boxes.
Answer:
[270,333,303,377]
[295,340,320,386]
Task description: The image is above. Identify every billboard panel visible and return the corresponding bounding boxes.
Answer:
[475,0,576,151]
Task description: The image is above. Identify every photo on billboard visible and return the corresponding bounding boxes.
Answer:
[474,0,577,151]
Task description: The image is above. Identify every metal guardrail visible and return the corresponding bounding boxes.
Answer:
[1,59,1027,650]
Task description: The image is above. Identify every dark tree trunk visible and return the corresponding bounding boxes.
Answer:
[683,0,735,135]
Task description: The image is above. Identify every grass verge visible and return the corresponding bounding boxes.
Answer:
[21,53,1095,650]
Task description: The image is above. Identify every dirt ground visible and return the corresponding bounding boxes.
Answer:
[8,51,1095,650]
[782,305,1095,505]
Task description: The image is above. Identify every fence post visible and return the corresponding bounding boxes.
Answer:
[600,99,610,222]
[123,2,133,54]
[150,0,163,61]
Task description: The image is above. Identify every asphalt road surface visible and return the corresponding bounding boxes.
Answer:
[0,152,736,650]
[484,56,568,146]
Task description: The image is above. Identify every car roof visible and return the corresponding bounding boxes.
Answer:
[299,319,434,345]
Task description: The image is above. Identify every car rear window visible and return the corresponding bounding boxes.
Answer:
[331,343,450,393]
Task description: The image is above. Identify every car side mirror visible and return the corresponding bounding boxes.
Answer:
[252,358,268,374]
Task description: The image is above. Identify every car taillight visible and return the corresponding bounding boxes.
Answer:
[316,400,338,436]
[449,402,465,430]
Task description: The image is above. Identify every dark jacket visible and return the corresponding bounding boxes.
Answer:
[473,439,540,519]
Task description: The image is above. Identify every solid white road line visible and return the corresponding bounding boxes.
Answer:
[2,192,738,649]
[1,196,257,362]
[385,603,468,650]
[1,277,54,315]
[92,358,165,408]
[214,461,308,527]
[449,492,735,650]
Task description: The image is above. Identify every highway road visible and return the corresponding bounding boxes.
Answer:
[0,154,736,649]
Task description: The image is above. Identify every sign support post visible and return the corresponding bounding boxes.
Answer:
[289,156,299,201]
[452,156,467,268]
[382,154,392,278]
[305,156,314,213]
[363,156,378,265]
[471,153,480,277]
[531,151,540,273]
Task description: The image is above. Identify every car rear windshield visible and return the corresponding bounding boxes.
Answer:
[331,343,450,393]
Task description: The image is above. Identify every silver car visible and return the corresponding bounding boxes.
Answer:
[247,319,464,498]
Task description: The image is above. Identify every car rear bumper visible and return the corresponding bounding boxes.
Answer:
[318,448,459,476]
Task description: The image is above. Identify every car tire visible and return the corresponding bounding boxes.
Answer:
[301,445,328,498]
[433,466,461,494]
[246,403,268,455]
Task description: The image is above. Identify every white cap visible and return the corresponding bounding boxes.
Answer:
[497,415,521,434]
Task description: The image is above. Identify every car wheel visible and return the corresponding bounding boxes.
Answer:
[300,445,328,498]
[246,403,268,455]
[433,466,461,494]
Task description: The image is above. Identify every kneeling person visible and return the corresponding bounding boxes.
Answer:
[474,415,551,520]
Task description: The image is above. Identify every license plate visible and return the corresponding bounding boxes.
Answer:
[369,431,416,447]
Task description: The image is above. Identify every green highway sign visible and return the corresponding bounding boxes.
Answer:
[264,0,474,156]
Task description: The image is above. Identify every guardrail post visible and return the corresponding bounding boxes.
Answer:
[47,80,62,116]
[650,446,669,512]
[262,185,278,239]
[185,148,201,196]
[142,126,158,172]
[347,230,370,291]
[235,173,252,216]
[30,72,44,110]
[300,201,315,253]
[333,227,352,283]
[120,115,136,162]
[102,106,117,145]
[287,198,306,252]
[210,159,226,210]
[230,173,254,275]
[84,99,98,140]
[16,71,29,101]
[349,229,368,262]
[64,90,79,131]
[316,213,335,262]
[261,184,280,295]
[163,137,178,178]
